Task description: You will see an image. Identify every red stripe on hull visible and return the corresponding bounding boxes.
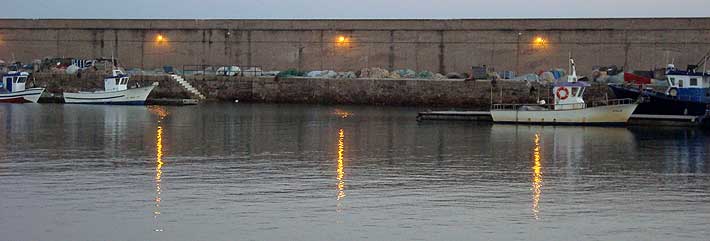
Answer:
[0,97,31,103]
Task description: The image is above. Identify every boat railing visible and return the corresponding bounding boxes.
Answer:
[491,98,635,111]
[492,103,571,111]
[588,98,635,107]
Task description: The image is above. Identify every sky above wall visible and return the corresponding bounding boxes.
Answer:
[2,0,709,19]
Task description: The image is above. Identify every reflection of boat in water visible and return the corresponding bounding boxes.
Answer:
[491,58,638,125]
[490,125,637,175]
[490,125,637,160]
[0,71,45,103]
[628,127,708,174]
[63,69,157,105]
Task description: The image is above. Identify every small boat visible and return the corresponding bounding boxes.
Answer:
[63,68,157,105]
[491,58,638,125]
[609,63,710,116]
[0,71,45,103]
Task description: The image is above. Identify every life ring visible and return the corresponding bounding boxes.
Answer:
[556,87,570,100]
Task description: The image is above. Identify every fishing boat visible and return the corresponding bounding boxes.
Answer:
[0,71,45,103]
[63,68,157,105]
[490,58,638,125]
[609,62,710,116]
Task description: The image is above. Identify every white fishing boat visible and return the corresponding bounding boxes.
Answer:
[63,69,157,105]
[490,58,638,125]
[0,71,45,103]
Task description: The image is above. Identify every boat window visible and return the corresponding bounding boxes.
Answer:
[115,78,120,85]
[690,78,698,86]
[17,77,26,83]
[12,77,18,83]
[122,78,128,85]
[579,87,586,96]
[571,87,579,97]
[669,77,676,86]
[679,79,684,88]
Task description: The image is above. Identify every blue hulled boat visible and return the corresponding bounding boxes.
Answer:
[609,63,710,116]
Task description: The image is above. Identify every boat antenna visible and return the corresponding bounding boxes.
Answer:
[567,51,572,74]
[704,55,708,77]
[567,52,577,82]
[111,50,116,69]
[695,50,710,66]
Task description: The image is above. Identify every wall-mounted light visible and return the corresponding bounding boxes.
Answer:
[336,35,351,48]
[534,37,546,47]
[155,34,167,43]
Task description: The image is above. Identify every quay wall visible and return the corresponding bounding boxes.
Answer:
[2,18,710,76]
[31,73,612,108]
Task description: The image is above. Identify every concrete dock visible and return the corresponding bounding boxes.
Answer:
[417,110,709,127]
[416,111,492,122]
[146,98,200,106]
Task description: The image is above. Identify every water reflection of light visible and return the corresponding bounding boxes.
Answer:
[148,105,169,119]
[532,133,543,220]
[154,125,164,232]
[336,129,346,201]
[151,106,167,232]
[333,109,352,119]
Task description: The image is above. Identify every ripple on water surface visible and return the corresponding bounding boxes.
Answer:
[0,103,708,241]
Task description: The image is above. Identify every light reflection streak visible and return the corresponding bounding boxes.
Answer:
[532,132,543,220]
[333,109,352,119]
[151,106,167,232]
[336,129,346,201]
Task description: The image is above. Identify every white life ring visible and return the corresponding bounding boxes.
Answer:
[556,87,570,100]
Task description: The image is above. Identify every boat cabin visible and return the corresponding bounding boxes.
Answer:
[552,58,590,110]
[553,81,589,110]
[1,71,30,93]
[104,69,129,92]
[665,64,710,98]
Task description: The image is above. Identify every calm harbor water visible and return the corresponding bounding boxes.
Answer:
[0,103,709,241]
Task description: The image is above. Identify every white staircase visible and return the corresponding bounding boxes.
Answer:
[170,75,206,99]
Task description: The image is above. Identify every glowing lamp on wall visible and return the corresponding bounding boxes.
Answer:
[336,35,351,47]
[534,37,546,47]
[155,34,167,43]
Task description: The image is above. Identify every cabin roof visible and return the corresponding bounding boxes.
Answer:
[554,81,590,87]
[667,70,709,77]
[3,72,29,77]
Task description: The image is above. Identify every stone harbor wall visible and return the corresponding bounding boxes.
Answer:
[1,18,710,77]
[29,73,613,108]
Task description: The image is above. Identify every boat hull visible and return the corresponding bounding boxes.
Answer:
[609,84,709,116]
[0,88,45,103]
[63,85,156,105]
[490,104,638,125]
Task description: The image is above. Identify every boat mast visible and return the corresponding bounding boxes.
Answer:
[567,53,577,83]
